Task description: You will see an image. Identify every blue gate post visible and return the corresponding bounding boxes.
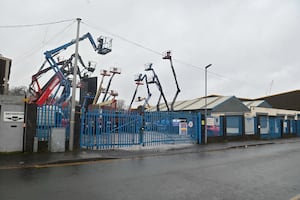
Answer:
[197,112,202,144]
[218,116,224,137]
[79,106,86,148]
[139,111,144,146]
[297,119,300,137]
[239,116,243,136]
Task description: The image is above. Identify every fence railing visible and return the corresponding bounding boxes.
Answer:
[35,105,300,149]
[36,105,70,141]
[80,110,142,149]
[80,110,201,149]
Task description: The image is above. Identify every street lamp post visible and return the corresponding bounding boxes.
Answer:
[69,18,81,151]
[204,64,212,144]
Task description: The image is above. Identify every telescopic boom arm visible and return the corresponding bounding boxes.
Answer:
[163,51,180,111]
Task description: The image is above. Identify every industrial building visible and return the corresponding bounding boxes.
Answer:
[256,90,300,111]
[148,95,250,115]
[149,92,300,142]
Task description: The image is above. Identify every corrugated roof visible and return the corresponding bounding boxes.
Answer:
[243,100,265,107]
[256,90,300,111]
[206,96,232,110]
[175,98,202,110]
[147,96,235,111]
[183,96,225,110]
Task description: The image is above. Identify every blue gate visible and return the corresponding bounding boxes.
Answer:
[80,109,201,149]
[143,111,200,146]
[80,110,142,149]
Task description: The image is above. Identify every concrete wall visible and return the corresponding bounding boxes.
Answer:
[0,95,24,152]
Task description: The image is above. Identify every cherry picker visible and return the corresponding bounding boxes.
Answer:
[29,33,112,106]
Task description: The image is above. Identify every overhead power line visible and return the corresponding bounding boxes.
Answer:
[0,19,75,28]
[83,20,260,90]
[82,21,162,56]
[14,21,75,66]
[82,21,235,78]
[61,20,266,94]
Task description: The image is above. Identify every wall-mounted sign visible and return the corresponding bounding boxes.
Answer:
[3,111,24,122]
[206,117,215,126]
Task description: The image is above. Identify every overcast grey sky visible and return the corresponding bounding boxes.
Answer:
[1,0,300,107]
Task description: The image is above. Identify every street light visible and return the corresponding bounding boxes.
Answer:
[204,64,212,144]
[69,18,81,151]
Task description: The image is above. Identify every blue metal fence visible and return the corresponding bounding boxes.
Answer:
[143,111,200,146]
[80,110,201,149]
[80,110,142,149]
[36,105,70,141]
[80,109,300,150]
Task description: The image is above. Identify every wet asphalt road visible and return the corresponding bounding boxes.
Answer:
[1,142,300,200]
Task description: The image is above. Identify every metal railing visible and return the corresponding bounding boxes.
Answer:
[80,110,201,149]
[36,105,70,141]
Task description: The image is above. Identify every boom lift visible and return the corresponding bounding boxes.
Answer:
[101,67,121,103]
[92,69,111,104]
[91,67,120,110]
[58,53,96,80]
[162,51,180,111]
[145,63,169,111]
[30,53,95,105]
[128,73,152,110]
[29,32,112,106]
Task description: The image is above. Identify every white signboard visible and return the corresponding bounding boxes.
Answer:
[3,111,24,122]
[245,117,255,135]
[206,117,215,126]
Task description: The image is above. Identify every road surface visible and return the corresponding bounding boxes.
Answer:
[1,142,300,200]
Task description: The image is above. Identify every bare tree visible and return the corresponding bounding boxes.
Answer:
[8,86,27,96]
[117,99,127,110]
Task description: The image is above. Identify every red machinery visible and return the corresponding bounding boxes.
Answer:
[28,33,112,106]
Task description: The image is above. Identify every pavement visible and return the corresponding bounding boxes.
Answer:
[1,137,300,169]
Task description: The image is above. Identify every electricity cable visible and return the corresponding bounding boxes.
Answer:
[0,19,75,28]
[14,21,75,65]
[82,21,258,90]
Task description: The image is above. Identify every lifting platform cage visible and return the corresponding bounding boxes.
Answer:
[134,74,144,85]
[97,36,112,55]
[110,67,121,74]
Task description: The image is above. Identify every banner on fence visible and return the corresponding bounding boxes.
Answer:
[179,122,188,135]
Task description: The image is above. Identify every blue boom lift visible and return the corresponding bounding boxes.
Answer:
[29,33,112,106]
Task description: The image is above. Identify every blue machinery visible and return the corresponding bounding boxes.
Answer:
[29,32,112,106]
